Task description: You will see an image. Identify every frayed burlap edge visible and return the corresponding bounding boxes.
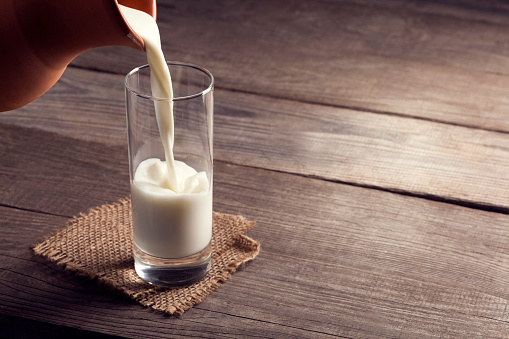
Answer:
[134,234,260,315]
[32,197,260,315]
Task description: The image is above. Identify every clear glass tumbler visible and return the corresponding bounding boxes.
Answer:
[125,62,214,286]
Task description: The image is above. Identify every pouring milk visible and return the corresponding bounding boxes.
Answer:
[119,5,212,259]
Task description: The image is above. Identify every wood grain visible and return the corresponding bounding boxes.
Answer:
[214,90,509,212]
[0,125,129,217]
[4,76,509,213]
[68,0,509,131]
[0,68,127,145]
[3,0,509,337]
[2,126,509,337]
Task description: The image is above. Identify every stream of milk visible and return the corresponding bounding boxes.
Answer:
[120,5,212,259]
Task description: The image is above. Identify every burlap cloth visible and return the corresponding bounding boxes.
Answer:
[32,197,260,315]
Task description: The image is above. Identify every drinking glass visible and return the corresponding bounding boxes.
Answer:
[125,62,214,286]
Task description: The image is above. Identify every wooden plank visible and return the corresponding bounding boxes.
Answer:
[0,124,130,217]
[4,1,509,337]
[0,68,127,145]
[3,77,509,212]
[64,0,509,131]
[0,315,119,339]
[213,90,509,212]
[3,132,509,337]
[214,163,509,338]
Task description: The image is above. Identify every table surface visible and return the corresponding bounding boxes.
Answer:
[3,0,509,337]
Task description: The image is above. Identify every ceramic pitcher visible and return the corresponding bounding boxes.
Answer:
[0,0,156,111]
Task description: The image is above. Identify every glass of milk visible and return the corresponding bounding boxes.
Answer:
[125,62,214,286]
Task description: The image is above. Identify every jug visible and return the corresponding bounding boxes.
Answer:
[0,0,156,112]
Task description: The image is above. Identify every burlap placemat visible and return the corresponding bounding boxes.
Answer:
[32,197,260,315]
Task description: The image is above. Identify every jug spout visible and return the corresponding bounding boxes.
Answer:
[0,0,156,112]
[117,0,158,50]
[82,0,158,52]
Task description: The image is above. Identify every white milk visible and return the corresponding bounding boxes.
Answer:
[131,159,212,258]
[120,5,212,259]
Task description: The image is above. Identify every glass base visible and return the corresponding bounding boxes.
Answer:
[134,243,211,287]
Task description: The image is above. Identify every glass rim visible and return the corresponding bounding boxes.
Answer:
[124,61,214,101]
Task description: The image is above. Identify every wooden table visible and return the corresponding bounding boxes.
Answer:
[3,0,509,337]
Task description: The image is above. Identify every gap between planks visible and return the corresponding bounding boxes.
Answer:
[0,202,71,219]
[217,160,509,216]
[66,63,509,136]
[2,145,507,219]
[1,113,508,216]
